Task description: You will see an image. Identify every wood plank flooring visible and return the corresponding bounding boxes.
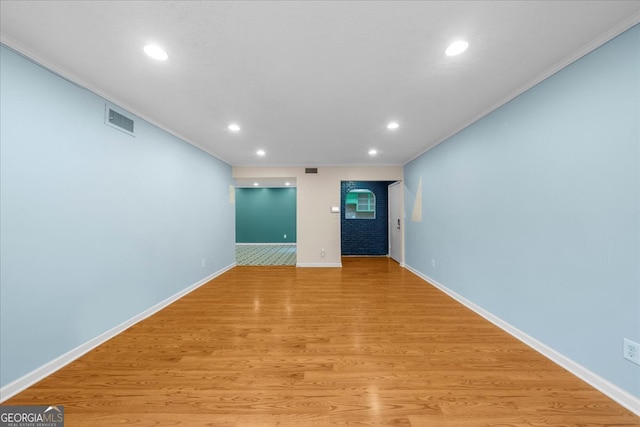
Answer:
[3,258,639,426]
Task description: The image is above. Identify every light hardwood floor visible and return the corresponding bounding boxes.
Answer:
[3,258,639,426]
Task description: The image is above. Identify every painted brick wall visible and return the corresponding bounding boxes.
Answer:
[341,181,394,255]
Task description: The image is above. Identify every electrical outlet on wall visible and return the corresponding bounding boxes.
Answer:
[201,258,206,268]
[623,338,640,365]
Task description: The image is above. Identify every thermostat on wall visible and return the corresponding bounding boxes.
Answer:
[331,206,340,213]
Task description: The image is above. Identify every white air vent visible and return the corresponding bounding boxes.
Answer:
[105,105,135,136]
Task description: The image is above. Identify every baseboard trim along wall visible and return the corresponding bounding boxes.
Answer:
[0,262,236,403]
[236,243,297,246]
[404,264,640,417]
[296,263,342,268]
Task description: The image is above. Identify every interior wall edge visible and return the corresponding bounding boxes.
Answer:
[0,40,229,165]
[0,262,236,403]
[404,264,640,416]
[402,14,640,166]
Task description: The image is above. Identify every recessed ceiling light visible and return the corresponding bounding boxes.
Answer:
[256,149,266,156]
[387,122,399,130]
[369,149,378,156]
[253,182,259,186]
[228,123,241,132]
[143,44,168,61]
[445,40,469,56]
[285,182,291,186]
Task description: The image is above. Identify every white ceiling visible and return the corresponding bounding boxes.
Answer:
[2,1,639,167]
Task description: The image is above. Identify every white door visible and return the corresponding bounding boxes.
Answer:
[388,181,403,264]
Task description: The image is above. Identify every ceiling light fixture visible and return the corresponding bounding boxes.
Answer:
[256,149,266,156]
[285,182,291,186]
[253,182,259,186]
[143,44,168,61]
[228,123,240,132]
[445,40,469,56]
[369,149,378,156]
[387,122,399,130]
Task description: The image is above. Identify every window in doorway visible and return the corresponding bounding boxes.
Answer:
[345,189,376,219]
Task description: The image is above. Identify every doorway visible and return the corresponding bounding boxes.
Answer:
[235,185,297,266]
[340,180,395,256]
[388,181,403,265]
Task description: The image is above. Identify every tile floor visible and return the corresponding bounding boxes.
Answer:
[235,244,297,266]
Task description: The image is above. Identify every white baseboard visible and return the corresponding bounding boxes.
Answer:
[404,264,640,416]
[296,262,342,268]
[0,262,236,403]
[236,243,297,246]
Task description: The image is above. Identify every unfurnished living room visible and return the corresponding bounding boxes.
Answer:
[0,1,639,426]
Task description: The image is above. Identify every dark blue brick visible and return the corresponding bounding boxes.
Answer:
[341,181,395,256]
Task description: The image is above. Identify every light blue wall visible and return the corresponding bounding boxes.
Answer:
[0,46,236,388]
[404,25,639,397]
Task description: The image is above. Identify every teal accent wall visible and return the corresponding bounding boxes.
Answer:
[0,45,236,388]
[236,188,296,243]
[404,25,639,397]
